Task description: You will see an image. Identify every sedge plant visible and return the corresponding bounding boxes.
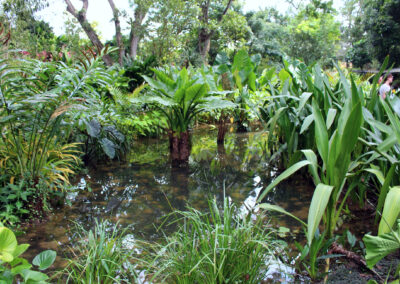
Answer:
[140,196,285,284]
[62,220,136,284]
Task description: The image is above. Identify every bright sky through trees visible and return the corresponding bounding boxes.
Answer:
[39,0,284,40]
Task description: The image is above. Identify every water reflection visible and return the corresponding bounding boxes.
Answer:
[20,127,312,273]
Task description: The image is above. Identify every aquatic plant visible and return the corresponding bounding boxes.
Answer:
[63,220,136,284]
[140,196,285,283]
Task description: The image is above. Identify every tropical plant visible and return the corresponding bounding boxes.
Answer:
[0,48,113,223]
[63,220,136,283]
[257,66,365,277]
[140,196,284,283]
[136,67,235,164]
[0,223,56,283]
[213,50,261,132]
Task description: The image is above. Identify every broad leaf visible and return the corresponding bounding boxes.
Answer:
[364,222,400,268]
[32,250,56,270]
[21,269,49,282]
[379,187,400,235]
[307,184,334,246]
[100,138,115,159]
[0,227,17,262]
[86,119,101,138]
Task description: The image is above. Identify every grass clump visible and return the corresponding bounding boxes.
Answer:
[62,220,136,283]
[141,196,285,283]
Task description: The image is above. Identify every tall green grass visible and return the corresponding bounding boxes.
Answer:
[62,220,136,283]
[140,196,285,284]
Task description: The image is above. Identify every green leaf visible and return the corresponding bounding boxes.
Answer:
[301,150,320,185]
[300,114,314,134]
[312,100,329,165]
[20,269,49,282]
[326,108,337,130]
[185,84,208,103]
[85,119,101,138]
[257,160,311,202]
[375,164,396,224]
[297,92,313,113]
[364,227,400,268]
[12,244,29,258]
[379,187,400,235]
[100,138,115,159]
[0,227,17,262]
[307,184,334,246]
[32,250,56,270]
[11,263,32,274]
[258,203,306,227]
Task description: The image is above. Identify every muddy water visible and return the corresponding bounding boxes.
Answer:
[20,127,313,269]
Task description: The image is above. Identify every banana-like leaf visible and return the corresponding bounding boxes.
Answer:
[257,160,311,202]
[379,186,400,235]
[364,220,400,268]
[258,203,306,227]
[307,184,334,246]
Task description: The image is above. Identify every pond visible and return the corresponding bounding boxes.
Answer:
[20,126,314,276]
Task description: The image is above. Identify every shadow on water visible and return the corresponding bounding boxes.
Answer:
[20,126,313,273]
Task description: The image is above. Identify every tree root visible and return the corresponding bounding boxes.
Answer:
[328,242,384,282]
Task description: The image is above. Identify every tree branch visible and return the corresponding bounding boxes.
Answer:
[107,0,124,65]
[218,0,234,22]
[65,0,78,18]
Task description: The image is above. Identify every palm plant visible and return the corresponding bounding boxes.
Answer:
[136,67,235,164]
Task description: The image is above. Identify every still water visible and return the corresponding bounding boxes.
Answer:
[20,127,313,274]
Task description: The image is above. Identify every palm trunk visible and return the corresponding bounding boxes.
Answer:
[169,130,191,166]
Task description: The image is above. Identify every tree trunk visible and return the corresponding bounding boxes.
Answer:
[130,31,140,58]
[129,6,147,59]
[217,112,227,145]
[107,0,124,65]
[198,0,233,64]
[65,0,113,66]
[199,29,212,64]
[169,130,191,166]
